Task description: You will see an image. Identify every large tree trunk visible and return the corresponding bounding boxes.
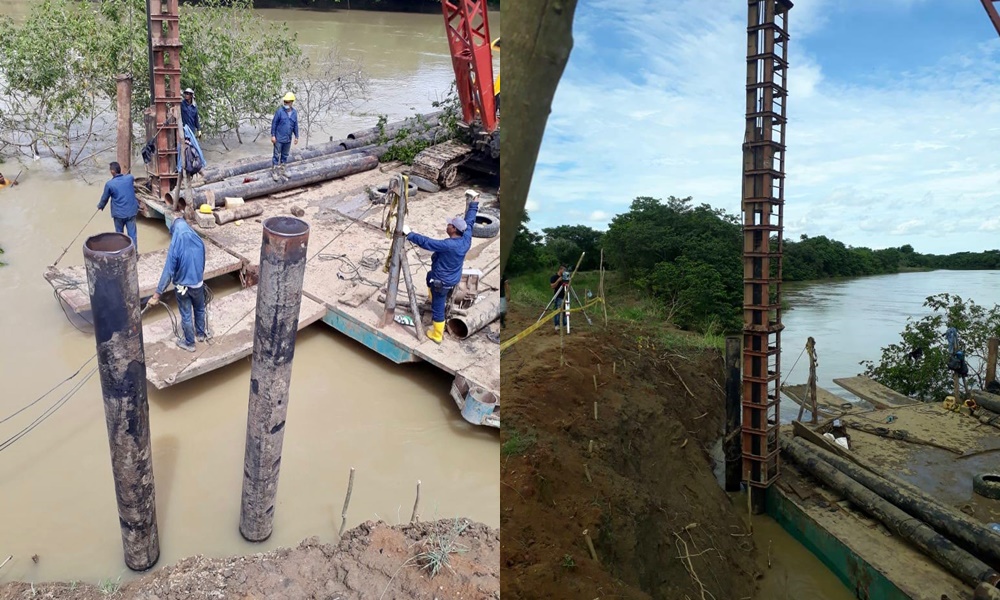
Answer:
[501,1,578,276]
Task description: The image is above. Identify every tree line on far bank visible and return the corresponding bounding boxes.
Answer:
[508,195,1000,332]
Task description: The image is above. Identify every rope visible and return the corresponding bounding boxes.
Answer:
[780,345,807,388]
[50,209,100,268]
[0,304,153,453]
[500,297,604,353]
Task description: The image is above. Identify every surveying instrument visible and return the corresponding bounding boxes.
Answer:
[537,255,592,334]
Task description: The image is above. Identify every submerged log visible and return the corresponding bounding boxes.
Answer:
[214,203,264,225]
[346,110,443,140]
[780,435,1000,589]
[785,435,1000,567]
[192,154,379,207]
[446,296,501,339]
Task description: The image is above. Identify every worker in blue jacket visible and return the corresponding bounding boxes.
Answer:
[147,218,209,353]
[402,190,480,344]
[181,88,201,138]
[97,162,139,248]
[270,92,299,182]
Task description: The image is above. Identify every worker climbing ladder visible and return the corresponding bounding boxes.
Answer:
[741,0,792,512]
[146,0,184,205]
[379,175,424,341]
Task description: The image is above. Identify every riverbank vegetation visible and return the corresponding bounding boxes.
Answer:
[863,294,1000,401]
[509,195,1000,333]
[0,0,369,167]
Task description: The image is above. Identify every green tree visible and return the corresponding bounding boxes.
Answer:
[0,0,304,166]
[862,294,1000,401]
[0,0,118,166]
[506,210,544,277]
[541,225,603,270]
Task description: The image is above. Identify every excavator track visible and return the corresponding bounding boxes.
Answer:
[410,139,474,189]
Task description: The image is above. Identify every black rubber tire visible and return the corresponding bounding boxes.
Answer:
[370,181,418,204]
[472,213,500,238]
[973,473,1000,500]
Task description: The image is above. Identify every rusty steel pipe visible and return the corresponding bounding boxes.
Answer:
[83,232,159,571]
[446,296,501,339]
[239,217,310,542]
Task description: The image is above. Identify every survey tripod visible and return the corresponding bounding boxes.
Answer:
[536,253,592,334]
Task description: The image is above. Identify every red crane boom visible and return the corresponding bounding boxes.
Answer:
[441,0,497,133]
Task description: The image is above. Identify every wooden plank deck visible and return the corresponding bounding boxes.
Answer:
[782,384,860,420]
[44,244,244,314]
[832,375,918,409]
[143,286,326,389]
[191,171,501,400]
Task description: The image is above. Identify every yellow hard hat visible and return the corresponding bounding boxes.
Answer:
[198,204,213,214]
[283,92,296,102]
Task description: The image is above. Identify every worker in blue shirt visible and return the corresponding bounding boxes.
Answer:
[402,190,480,344]
[147,218,209,353]
[97,162,139,248]
[270,92,299,182]
[181,88,201,138]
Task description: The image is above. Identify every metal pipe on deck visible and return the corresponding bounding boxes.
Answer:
[780,435,1000,590]
[192,154,379,207]
[240,217,310,542]
[446,296,501,339]
[972,390,1000,415]
[786,435,1000,567]
[199,147,370,184]
[83,232,159,571]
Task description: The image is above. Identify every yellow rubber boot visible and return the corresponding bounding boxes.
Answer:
[426,321,445,344]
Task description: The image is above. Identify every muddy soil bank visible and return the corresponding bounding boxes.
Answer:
[0,519,498,600]
[500,304,763,599]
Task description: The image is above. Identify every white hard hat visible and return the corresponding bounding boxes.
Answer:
[464,189,480,198]
[183,88,195,95]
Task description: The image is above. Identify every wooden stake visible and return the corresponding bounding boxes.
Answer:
[613,362,616,374]
[339,467,356,538]
[593,401,598,421]
[597,363,601,375]
[583,529,599,563]
[593,374,598,391]
[410,480,421,523]
[588,439,594,455]
[987,337,999,385]
[584,463,592,483]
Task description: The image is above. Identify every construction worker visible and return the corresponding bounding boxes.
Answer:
[181,88,201,138]
[97,162,139,248]
[402,190,481,344]
[148,218,209,353]
[270,92,299,181]
[550,265,569,332]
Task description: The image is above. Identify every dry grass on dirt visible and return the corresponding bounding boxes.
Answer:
[0,519,498,600]
[500,303,763,599]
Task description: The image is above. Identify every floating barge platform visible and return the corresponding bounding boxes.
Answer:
[775,376,1000,599]
[46,164,500,428]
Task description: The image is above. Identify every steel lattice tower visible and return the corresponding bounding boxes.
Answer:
[741,0,791,512]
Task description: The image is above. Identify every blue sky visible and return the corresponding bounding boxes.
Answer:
[526,0,1000,254]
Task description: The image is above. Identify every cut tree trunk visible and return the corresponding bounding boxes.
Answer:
[502,0,579,276]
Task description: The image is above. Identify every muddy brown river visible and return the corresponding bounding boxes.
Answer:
[0,6,499,585]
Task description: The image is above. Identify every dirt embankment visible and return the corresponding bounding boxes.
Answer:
[0,519,498,600]
[501,305,762,599]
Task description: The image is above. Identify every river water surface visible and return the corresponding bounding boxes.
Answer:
[0,6,500,585]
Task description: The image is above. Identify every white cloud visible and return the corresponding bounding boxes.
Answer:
[588,210,609,223]
[525,199,540,213]
[525,0,1000,253]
